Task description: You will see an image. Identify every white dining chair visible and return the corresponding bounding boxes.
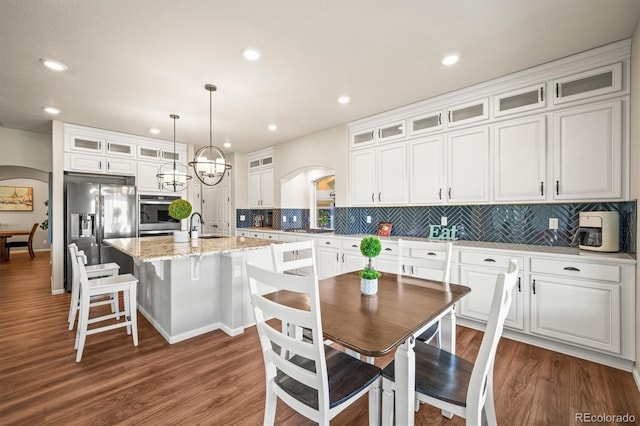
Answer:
[246,262,382,425]
[397,239,453,347]
[67,243,121,330]
[72,250,139,362]
[271,239,317,276]
[381,259,519,425]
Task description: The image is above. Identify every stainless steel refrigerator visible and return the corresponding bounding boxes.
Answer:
[64,178,137,291]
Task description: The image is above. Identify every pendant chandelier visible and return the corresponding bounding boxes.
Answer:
[189,84,231,186]
[156,114,192,192]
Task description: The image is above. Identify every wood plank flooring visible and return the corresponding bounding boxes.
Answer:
[1,252,639,425]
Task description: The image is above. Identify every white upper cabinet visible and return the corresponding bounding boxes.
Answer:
[137,144,162,161]
[446,98,489,128]
[65,132,104,154]
[493,116,546,202]
[493,84,546,117]
[553,100,622,200]
[247,148,275,208]
[553,62,623,104]
[350,120,406,148]
[351,144,406,206]
[446,126,490,203]
[408,136,445,204]
[408,111,443,136]
[105,139,136,158]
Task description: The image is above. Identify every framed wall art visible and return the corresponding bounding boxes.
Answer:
[0,186,34,211]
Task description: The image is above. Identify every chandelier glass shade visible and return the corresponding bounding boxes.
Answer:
[156,114,192,192]
[189,84,231,186]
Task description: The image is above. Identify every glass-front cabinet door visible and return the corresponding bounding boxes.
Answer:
[553,62,622,104]
[351,128,376,148]
[447,98,489,127]
[409,111,442,135]
[494,84,545,117]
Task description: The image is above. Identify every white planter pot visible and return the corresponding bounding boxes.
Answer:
[173,230,189,243]
[360,278,378,296]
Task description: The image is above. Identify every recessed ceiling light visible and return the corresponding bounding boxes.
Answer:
[268,124,278,131]
[40,58,67,71]
[223,142,232,148]
[43,106,61,114]
[149,128,160,134]
[242,47,262,61]
[337,95,350,105]
[442,54,459,66]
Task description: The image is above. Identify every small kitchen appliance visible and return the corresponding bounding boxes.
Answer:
[573,211,619,252]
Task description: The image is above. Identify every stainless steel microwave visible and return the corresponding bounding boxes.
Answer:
[138,194,181,233]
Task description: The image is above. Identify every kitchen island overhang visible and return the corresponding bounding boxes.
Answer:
[104,236,278,344]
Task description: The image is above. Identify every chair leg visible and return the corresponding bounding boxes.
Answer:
[28,243,35,259]
[129,286,138,346]
[75,294,90,362]
[68,281,80,330]
[112,291,120,320]
[381,377,395,426]
[264,381,277,426]
[123,289,132,335]
[483,381,497,425]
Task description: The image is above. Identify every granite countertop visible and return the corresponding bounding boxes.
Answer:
[104,236,277,262]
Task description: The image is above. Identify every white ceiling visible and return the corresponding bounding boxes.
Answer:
[1,0,639,154]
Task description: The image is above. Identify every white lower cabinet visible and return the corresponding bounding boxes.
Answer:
[316,237,365,279]
[457,248,635,365]
[529,274,620,354]
[458,252,525,331]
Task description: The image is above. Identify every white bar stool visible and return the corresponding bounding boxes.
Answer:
[72,250,139,362]
[67,243,120,330]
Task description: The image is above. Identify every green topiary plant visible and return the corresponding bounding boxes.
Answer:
[168,199,192,221]
[359,236,382,280]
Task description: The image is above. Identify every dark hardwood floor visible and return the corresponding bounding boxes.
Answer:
[1,252,639,425]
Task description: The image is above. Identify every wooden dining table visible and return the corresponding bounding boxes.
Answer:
[266,270,471,426]
[0,227,31,262]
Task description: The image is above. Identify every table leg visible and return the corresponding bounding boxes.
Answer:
[0,237,9,262]
[394,335,415,426]
[440,306,457,354]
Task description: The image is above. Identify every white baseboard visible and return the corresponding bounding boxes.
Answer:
[51,288,66,295]
[633,367,640,394]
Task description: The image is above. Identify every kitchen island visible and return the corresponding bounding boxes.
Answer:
[104,236,277,343]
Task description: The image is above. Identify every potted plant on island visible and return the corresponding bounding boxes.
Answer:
[359,236,382,295]
[168,198,192,243]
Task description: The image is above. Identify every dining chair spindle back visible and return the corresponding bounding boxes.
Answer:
[246,262,382,425]
[397,239,453,346]
[381,259,519,425]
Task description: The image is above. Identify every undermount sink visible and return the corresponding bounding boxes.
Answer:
[199,235,225,239]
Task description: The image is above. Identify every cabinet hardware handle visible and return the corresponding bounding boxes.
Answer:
[532,279,536,295]
[518,277,521,292]
[336,253,339,262]
[539,86,544,102]
[371,193,375,202]
[341,253,344,263]
[385,248,392,251]
[438,113,442,125]
[325,241,331,245]
[555,83,560,98]
[540,181,544,196]
[484,258,496,262]
[402,265,406,274]
[563,266,580,271]
[352,244,358,248]
[439,188,442,200]
[107,142,110,151]
[378,192,381,202]
[107,162,110,171]
[428,252,436,256]
[448,188,452,199]
[99,161,102,169]
[556,180,559,195]
[378,129,381,139]
[448,110,452,122]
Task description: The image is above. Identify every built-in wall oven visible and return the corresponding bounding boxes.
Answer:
[138,194,181,236]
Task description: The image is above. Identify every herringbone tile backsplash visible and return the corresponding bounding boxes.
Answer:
[238,202,636,252]
[334,202,636,252]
